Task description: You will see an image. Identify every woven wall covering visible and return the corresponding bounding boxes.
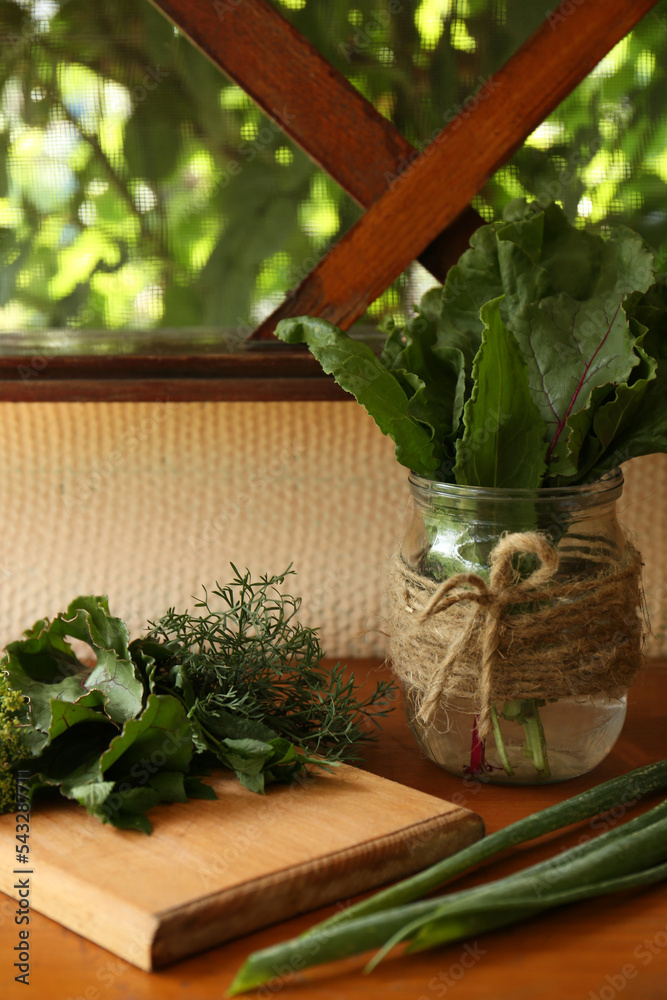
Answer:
[0,401,664,660]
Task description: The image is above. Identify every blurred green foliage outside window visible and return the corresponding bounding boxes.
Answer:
[0,0,665,337]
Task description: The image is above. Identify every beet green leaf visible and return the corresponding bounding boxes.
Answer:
[453,297,548,488]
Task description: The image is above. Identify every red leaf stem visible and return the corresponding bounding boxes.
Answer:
[467,715,488,776]
[546,298,623,464]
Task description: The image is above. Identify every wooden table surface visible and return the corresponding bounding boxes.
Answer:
[2,660,666,1000]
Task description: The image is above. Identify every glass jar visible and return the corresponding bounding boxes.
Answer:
[395,468,643,784]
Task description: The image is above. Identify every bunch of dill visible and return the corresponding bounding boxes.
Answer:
[131,566,396,789]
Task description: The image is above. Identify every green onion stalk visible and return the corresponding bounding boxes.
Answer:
[229,759,667,994]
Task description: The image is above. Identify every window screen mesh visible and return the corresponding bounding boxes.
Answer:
[0,0,361,334]
[0,0,665,337]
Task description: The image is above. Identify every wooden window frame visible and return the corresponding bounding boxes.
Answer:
[0,0,659,402]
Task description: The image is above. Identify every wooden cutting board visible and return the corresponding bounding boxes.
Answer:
[0,764,483,971]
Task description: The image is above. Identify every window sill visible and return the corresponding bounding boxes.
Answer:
[0,335,375,402]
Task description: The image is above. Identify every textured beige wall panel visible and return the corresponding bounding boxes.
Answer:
[0,401,664,660]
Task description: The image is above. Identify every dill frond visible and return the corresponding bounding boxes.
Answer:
[141,566,395,777]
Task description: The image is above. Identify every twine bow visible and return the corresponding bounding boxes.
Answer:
[415,531,559,739]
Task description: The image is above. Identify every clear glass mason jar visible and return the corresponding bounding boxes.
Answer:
[397,468,642,784]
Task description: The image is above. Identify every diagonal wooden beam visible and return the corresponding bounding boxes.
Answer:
[251,0,659,338]
[147,0,481,286]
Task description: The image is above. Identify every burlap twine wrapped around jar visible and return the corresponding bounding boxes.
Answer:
[386,531,646,741]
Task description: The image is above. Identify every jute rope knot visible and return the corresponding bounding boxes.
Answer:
[387,531,644,742]
[416,532,558,734]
